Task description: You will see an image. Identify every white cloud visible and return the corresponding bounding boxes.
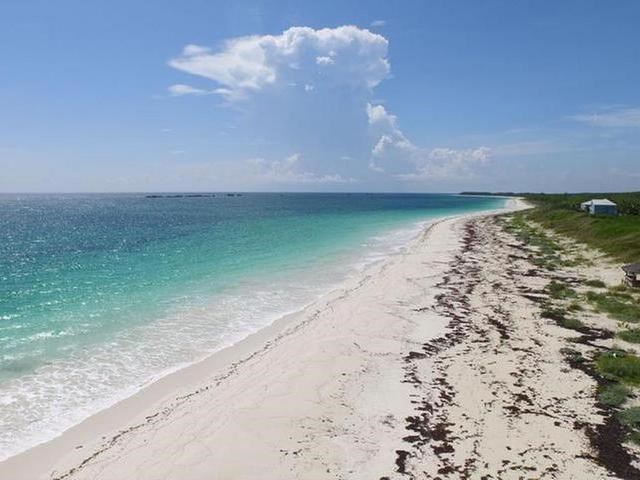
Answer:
[366,102,491,180]
[167,84,212,96]
[168,26,389,100]
[367,103,414,154]
[182,44,211,55]
[167,26,489,185]
[366,102,414,173]
[367,103,394,126]
[569,107,640,128]
[368,160,385,173]
[399,147,492,180]
[247,153,355,184]
[371,20,386,27]
[315,55,334,65]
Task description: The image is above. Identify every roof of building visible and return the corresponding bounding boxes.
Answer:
[622,263,640,274]
[590,198,617,206]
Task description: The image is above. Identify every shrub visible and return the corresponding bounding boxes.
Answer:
[618,329,640,343]
[611,285,633,294]
[546,280,577,299]
[541,306,583,330]
[541,307,567,322]
[567,302,583,312]
[598,383,631,407]
[618,407,640,445]
[560,317,584,331]
[597,351,640,385]
[617,407,640,429]
[585,279,606,288]
[523,195,640,263]
[629,431,640,445]
[587,291,640,323]
[560,347,586,364]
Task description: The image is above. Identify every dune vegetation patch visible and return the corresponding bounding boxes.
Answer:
[598,383,631,407]
[587,291,640,323]
[618,328,640,344]
[597,351,640,385]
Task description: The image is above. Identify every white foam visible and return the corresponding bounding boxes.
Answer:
[0,216,435,461]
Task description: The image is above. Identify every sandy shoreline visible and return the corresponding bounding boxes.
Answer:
[0,200,525,479]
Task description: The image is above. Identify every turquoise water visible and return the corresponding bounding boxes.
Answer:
[0,193,504,459]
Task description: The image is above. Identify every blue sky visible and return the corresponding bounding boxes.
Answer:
[1,0,639,193]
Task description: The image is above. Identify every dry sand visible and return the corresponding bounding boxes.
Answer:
[2,198,633,479]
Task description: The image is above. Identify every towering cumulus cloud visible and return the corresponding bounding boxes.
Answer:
[168,26,490,186]
[169,26,389,100]
[366,102,491,179]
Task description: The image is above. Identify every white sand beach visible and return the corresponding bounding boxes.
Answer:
[3,3,639,478]
[4,197,624,480]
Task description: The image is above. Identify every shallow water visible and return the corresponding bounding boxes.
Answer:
[0,192,504,460]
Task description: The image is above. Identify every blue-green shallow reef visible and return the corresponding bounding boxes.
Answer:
[0,192,503,459]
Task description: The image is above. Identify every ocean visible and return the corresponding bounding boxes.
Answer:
[0,192,504,460]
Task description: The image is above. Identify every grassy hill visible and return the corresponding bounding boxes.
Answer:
[522,193,640,263]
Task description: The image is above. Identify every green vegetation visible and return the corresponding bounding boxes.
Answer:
[560,347,587,364]
[619,407,640,426]
[597,351,640,385]
[540,305,584,330]
[617,407,640,445]
[584,279,606,288]
[598,383,631,407]
[611,284,634,294]
[540,306,567,322]
[586,291,640,323]
[567,301,583,312]
[501,197,640,450]
[522,192,640,263]
[504,213,577,270]
[608,286,635,300]
[525,192,640,216]
[546,280,577,299]
[629,431,640,446]
[618,329,640,343]
[560,317,585,330]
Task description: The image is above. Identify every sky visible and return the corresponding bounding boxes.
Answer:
[0,0,639,193]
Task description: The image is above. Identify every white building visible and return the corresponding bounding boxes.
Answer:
[581,199,618,216]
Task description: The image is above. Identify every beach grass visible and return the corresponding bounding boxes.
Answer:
[598,383,631,407]
[567,301,583,312]
[597,351,640,385]
[503,198,640,455]
[617,407,640,445]
[560,347,587,364]
[546,280,577,299]
[505,213,579,270]
[560,317,585,330]
[540,306,567,322]
[611,285,635,295]
[586,291,640,323]
[618,329,640,343]
[523,193,640,263]
[540,305,584,330]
